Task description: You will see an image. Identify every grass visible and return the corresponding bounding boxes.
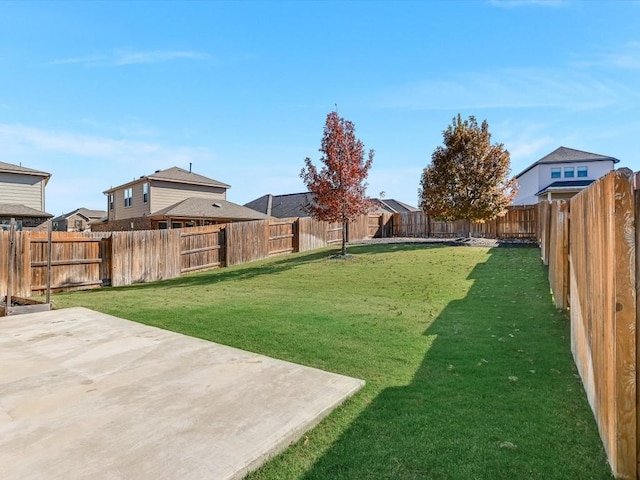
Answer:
[52,244,613,479]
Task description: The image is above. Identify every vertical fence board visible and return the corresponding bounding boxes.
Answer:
[226,220,270,266]
[561,169,637,480]
[548,201,569,309]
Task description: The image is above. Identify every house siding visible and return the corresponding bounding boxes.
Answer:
[513,160,615,205]
[149,181,227,213]
[108,180,152,221]
[0,173,46,211]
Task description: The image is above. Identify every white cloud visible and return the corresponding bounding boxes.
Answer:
[0,123,215,167]
[487,0,569,8]
[373,67,640,111]
[50,50,213,67]
[575,41,640,70]
[0,123,220,215]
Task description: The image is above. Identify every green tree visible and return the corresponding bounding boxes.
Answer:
[419,114,517,221]
[301,111,374,256]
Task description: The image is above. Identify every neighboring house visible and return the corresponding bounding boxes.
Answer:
[99,166,270,231]
[512,147,620,205]
[52,208,107,232]
[244,192,419,218]
[370,198,420,214]
[0,161,52,230]
[244,193,313,218]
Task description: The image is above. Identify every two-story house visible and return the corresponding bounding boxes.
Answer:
[512,147,619,205]
[0,161,52,229]
[99,166,270,231]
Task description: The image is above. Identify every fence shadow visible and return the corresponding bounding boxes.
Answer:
[297,247,611,479]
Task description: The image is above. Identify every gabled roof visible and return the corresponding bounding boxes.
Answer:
[371,198,420,214]
[0,203,52,218]
[151,197,271,221]
[104,166,231,193]
[0,161,51,179]
[53,208,108,222]
[535,179,595,197]
[244,193,313,218]
[515,147,620,179]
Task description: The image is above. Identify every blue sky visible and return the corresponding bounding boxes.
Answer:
[1,0,639,216]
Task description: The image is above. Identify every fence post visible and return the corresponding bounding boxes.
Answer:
[3,218,15,315]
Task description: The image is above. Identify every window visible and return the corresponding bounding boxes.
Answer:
[143,182,149,203]
[124,188,133,207]
[564,167,575,178]
[171,222,183,229]
[577,166,588,178]
[109,193,114,211]
[158,221,168,230]
[551,168,561,179]
[75,219,83,231]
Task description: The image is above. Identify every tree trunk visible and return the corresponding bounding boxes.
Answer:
[342,221,347,256]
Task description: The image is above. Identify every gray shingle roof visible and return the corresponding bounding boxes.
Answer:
[244,193,313,218]
[105,166,231,193]
[147,167,230,188]
[53,208,108,222]
[0,204,52,217]
[245,193,419,218]
[151,197,271,221]
[371,198,420,214]
[0,161,50,177]
[515,147,619,179]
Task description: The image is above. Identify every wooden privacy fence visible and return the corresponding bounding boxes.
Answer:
[539,169,638,479]
[397,205,538,239]
[2,207,540,298]
[0,214,394,297]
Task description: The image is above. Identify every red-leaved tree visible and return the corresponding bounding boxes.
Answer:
[301,111,374,256]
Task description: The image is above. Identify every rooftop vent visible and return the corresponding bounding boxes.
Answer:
[213,202,222,208]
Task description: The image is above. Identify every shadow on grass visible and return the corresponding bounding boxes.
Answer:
[297,247,611,480]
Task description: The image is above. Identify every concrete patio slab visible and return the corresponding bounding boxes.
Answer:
[0,307,364,480]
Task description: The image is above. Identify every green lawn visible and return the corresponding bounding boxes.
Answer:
[53,244,612,479]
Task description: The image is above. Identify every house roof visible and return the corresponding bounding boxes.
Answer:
[245,193,419,218]
[151,197,272,221]
[0,203,52,218]
[244,193,313,218]
[371,198,420,214]
[104,166,231,193]
[53,208,108,222]
[515,147,620,179]
[0,161,51,179]
[535,179,595,197]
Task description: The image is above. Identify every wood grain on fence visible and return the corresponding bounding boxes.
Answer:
[497,205,538,238]
[180,225,225,273]
[398,206,537,239]
[29,232,104,293]
[268,218,296,256]
[547,200,569,309]
[110,229,181,287]
[397,211,429,237]
[537,201,551,265]
[298,217,329,252]
[0,231,31,298]
[565,169,636,479]
[226,220,269,266]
